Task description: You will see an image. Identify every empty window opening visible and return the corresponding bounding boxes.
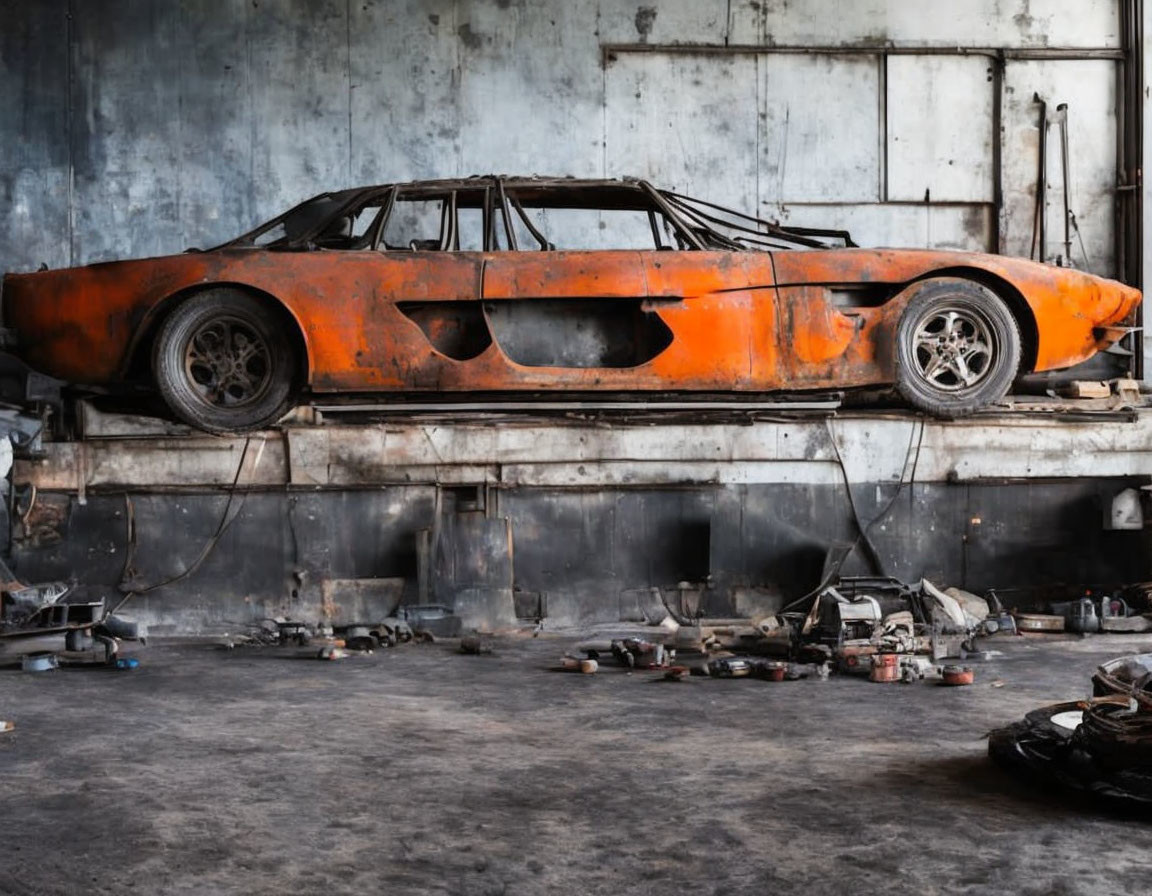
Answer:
[398,302,492,361]
[483,299,674,368]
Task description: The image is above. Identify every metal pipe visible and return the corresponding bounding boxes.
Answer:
[1056,103,1072,264]
[1033,93,1048,263]
[991,52,1004,254]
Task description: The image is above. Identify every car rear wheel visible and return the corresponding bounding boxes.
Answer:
[894,278,1021,417]
[153,288,297,432]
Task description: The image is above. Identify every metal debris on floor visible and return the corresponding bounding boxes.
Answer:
[459,635,494,655]
[223,615,448,656]
[1010,584,1152,634]
[0,561,146,668]
[556,655,598,674]
[567,575,1011,687]
[990,652,1152,811]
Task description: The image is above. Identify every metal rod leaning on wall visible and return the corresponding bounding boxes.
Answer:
[1052,102,1073,265]
[1032,93,1048,262]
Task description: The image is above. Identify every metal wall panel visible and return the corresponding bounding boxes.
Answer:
[760,54,880,204]
[604,52,760,207]
[886,56,996,203]
[727,0,1121,48]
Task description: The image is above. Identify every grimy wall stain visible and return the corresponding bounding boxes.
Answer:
[0,0,1127,273]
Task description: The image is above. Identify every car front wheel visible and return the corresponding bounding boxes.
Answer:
[894,278,1021,417]
[153,288,297,432]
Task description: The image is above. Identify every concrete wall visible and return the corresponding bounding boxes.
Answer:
[1,0,1129,279]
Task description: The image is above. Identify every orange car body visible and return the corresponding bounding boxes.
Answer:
[0,178,1141,401]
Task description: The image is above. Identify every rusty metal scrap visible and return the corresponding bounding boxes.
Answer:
[991,656,1152,811]
[0,175,1139,432]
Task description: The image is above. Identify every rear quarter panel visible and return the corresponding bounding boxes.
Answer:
[771,248,1139,374]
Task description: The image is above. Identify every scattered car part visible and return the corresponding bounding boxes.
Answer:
[869,654,902,683]
[277,620,310,646]
[1101,614,1152,633]
[1013,613,1065,632]
[760,661,787,682]
[21,651,57,672]
[708,656,751,678]
[557,655,597,673]
[0,591,144,665]
[1066,597,1101,633]
[1092,653,1152,709]
[900,656,937,683]
[398,605,460,639]
[611,638,667,669]
[990,697,1152,811]
[459,636,494,655]
[941,665,974,686]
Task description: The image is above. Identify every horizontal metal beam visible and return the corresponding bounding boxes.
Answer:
[14,410,1152,491]
[602,43,1127,62]
[312,399,842,414]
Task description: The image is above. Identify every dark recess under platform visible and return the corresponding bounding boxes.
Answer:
[9,409,1152,632]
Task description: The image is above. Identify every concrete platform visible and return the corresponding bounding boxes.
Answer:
[0,634,1149,895]
[8,406,1152,631]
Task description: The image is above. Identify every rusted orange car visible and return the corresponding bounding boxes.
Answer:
[1,176,1140,432]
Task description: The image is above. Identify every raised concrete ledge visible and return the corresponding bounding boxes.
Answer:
[14,409,1152,492]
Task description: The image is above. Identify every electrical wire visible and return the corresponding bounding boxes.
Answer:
[779,418,925,613]
[116,436,263,600]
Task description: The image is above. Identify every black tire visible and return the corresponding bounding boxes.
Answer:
[153,288,297,432]
[894,277,1021,417]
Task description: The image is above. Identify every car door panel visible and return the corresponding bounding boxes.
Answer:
[291,251,484,391]
[641,251,778,389]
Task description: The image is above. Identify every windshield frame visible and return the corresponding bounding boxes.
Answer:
[212,177,856,252]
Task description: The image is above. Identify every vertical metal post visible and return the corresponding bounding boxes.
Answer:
[1056,103,1072,264]
[991,52,1004,254]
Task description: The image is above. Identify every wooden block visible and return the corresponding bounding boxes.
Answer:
[1061,380,1111,399]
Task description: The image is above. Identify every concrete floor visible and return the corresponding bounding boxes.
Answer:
[1,634,1152,895]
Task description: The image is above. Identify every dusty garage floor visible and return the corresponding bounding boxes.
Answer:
[1,634,1151,895]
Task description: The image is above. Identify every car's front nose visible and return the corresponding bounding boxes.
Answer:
[1091,279,1142,350]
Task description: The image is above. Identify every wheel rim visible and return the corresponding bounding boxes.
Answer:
[183,316,273,408]
[910,304,997,392]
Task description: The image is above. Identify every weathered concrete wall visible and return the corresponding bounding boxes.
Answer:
[0,0,1128,278]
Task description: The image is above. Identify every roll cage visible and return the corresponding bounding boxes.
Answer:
[218,176,855,253]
